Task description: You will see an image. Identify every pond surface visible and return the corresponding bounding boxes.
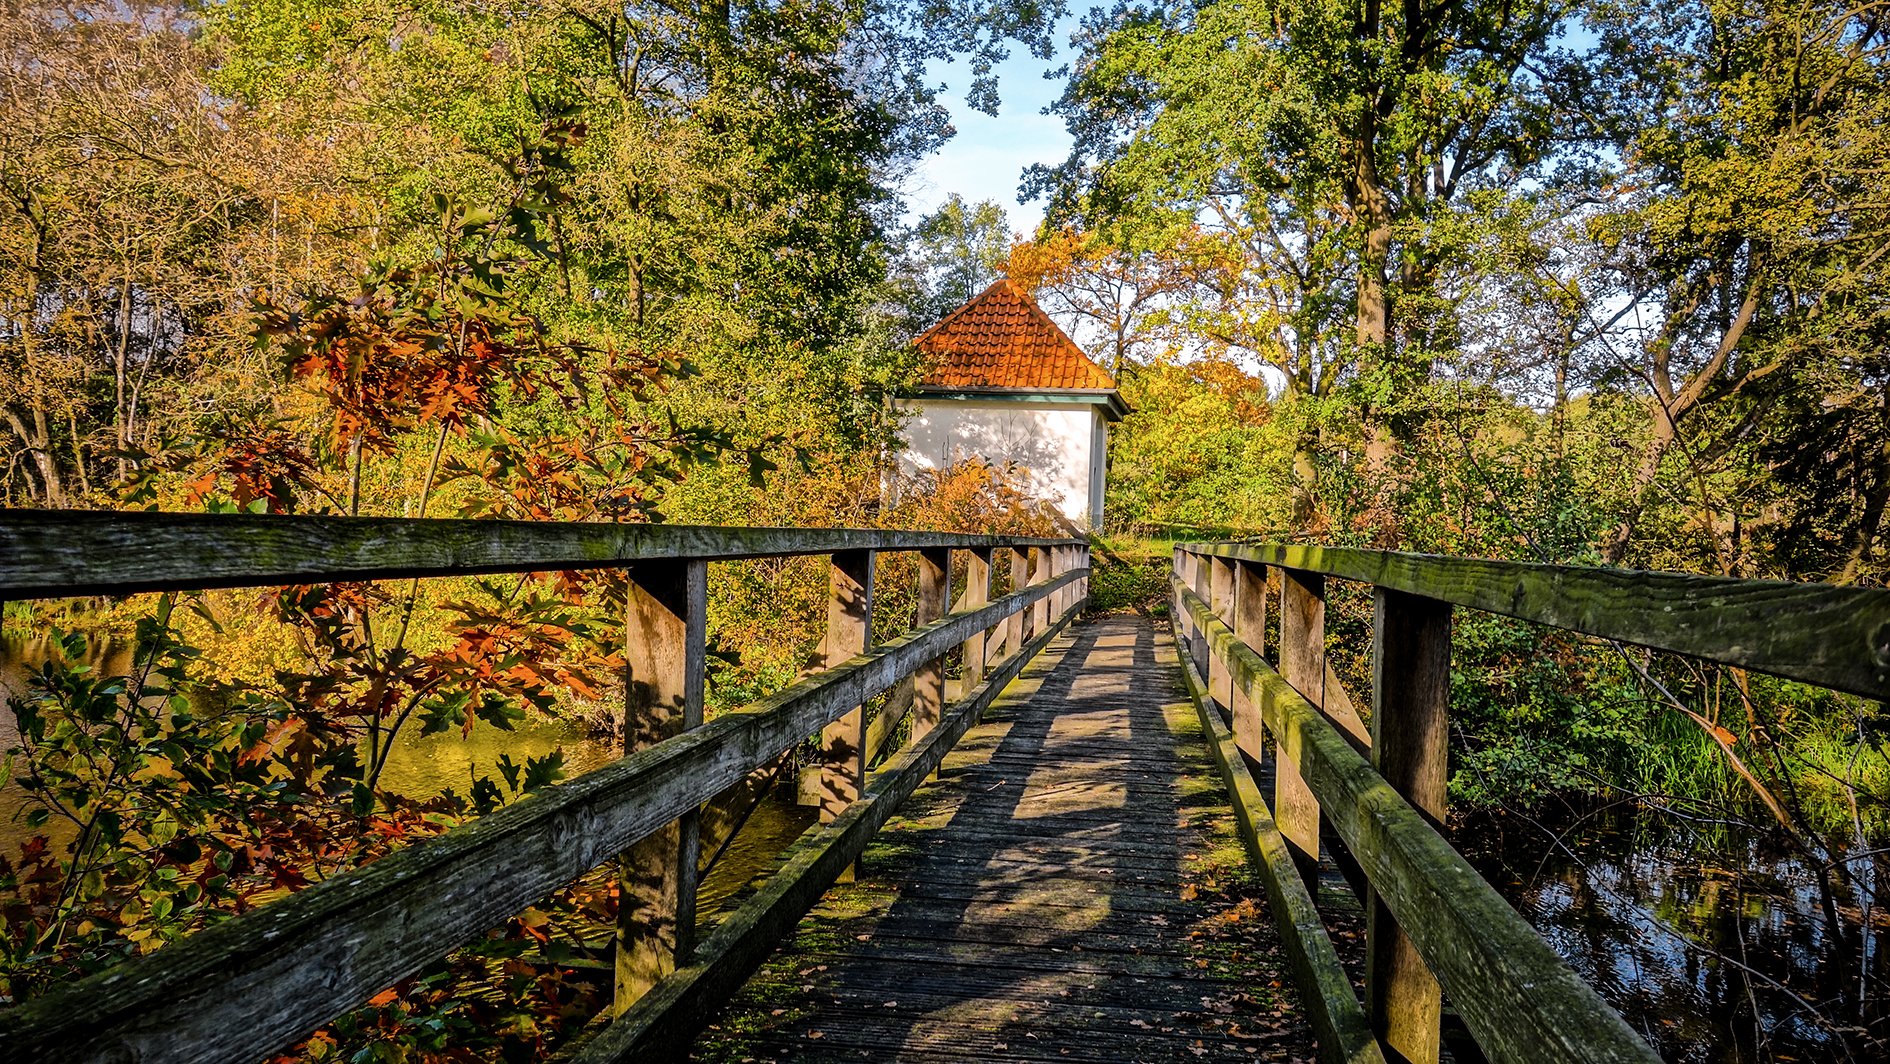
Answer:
[1456,808,1889,1062]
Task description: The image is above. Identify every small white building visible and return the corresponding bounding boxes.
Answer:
[896,280,1127,531]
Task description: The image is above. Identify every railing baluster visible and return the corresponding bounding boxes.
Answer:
[1209,555,1236,711]
[819,549,875,883]
[1230,560,1268,764]
[1009,546,1031,661]
[1030,545,1049,638]
[1066,545,1077,613]
[962,548,992,691]
[1276,567,1325,889]
[616,559,708,1010]
[1367,588,1452,1064]
[912,548,951,745]
[1172,549,1185,639]
[1191,551,1212,678]
[1079,544,1091,610]
[1051,546,1067,618]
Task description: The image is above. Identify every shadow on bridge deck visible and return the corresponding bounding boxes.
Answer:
[696,614,1320,1063]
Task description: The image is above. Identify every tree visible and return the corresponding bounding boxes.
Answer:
[1570,0,1890,576]
[1005,226,1196,374]
[0,2,343,507]
[1026,0,1569,523]
[897,194,1013,327]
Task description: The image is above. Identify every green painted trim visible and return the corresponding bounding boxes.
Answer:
[908,388,1130,422]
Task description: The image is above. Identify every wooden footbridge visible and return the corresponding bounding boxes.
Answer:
[4,514,1887,1063]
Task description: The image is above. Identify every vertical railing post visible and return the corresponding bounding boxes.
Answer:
[1171,546,1192,654]
[1029,545,1050,636]
[912,548,951,745]
[1077,543,1090,608]
[962,548,992,691]
[1190,550,1212,665]
[1367,588,1452,1064]
[1230,559,1268,764]
[1008,546,1030,659]
[1276,567,1325,889]
[1053,546,1069,618]
[1067,544,1079,614]
[615,559,707,1011]
[1208,555,1235,711]
[819,549,874,882]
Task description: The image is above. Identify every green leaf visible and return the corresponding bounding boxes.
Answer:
[496,753,522,794]
[521,751,565,793]
[473,693,523,732]
[469,776,502,816]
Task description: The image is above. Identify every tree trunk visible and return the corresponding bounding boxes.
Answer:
[6,403,66,507]
[1602,404,1677,565]
[114,265,133,481]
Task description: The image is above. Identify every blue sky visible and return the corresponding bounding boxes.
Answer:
[901,31,1078,238]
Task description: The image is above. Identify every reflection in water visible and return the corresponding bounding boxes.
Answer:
[697,795,817,913]
[374,717,616,802]
[1459,810,1889,1062]
[0,633,138,855]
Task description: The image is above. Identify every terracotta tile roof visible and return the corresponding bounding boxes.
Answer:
[915,279,1118,393]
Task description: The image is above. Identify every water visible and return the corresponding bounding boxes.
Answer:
[373,715,617,802]
[1458,809,1890,1062]
[0,633,138,855]
[697,794,818,912]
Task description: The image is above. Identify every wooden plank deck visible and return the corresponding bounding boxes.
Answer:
[695,614,1322,1063]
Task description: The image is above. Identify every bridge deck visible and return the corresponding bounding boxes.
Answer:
[696,614,1321,1062]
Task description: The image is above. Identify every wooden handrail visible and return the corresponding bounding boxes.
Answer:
[1171,575,1659,1064]
[1179,541,1890,700]
[0,510,1081,600]
[0,512,1090,1063]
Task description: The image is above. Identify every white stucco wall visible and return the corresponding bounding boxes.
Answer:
[896,398,1108,530]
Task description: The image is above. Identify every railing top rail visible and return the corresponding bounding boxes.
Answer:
[1178,541,1890,701]
[0,511,1084,600]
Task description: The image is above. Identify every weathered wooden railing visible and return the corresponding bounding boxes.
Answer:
[1169,542,1890,1064]
[0,511,1090,1062]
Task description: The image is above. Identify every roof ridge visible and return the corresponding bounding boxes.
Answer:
[913,278,1118,394]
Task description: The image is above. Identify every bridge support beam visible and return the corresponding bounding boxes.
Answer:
[1276,568,1325,891]
[820,550,875,882]
[1366,589,1452,1064]
[615,559,707,1012]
